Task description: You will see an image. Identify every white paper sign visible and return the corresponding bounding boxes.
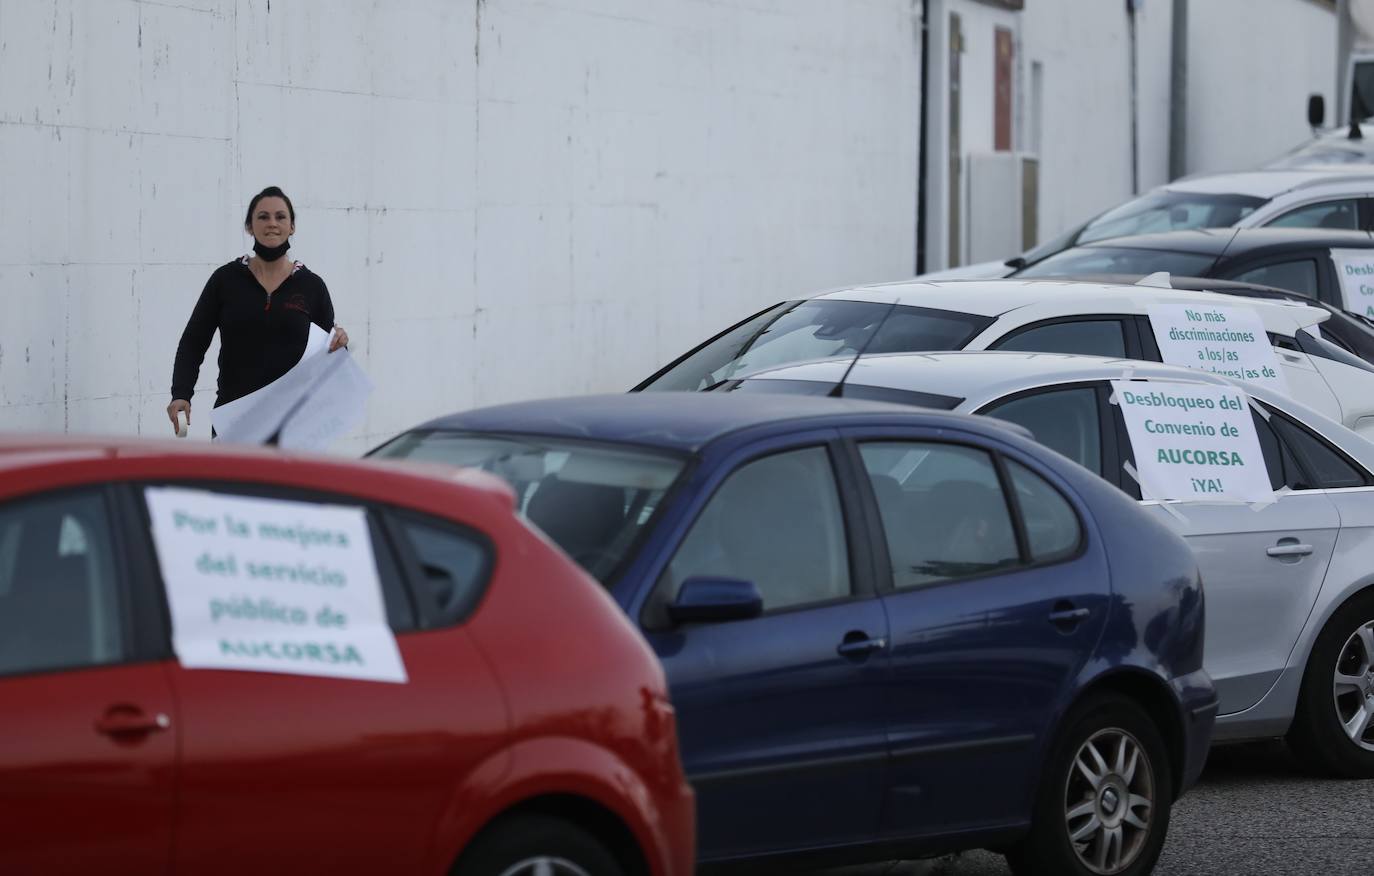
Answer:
[277,352,373,452]
[145,487,407,683]
[1111,381,1273,504]
[211,325,372,449]
[1331,248,1374,319]
[1146,302,1288,393]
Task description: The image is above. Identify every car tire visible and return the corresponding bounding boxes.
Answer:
[1288,592,1374,778]
[1005,693,1172,876]
[453,813,626,876]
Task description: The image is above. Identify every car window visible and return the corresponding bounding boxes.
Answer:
[1228,260,1319,299]
[1265,409,1370,489]
[395,518,489,626]
[991,320,1127,358]
[0,490,125,676]
[980,387,1104,476]
[1005,460,1082,562]
[859,442,1020,590]
[1265,199,1361,231]
[661,447,850,612]
[1250,408,1304,491]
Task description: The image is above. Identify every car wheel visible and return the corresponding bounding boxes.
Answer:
[1006,694,1172,876]
[1288,592,1374,778]
[454,814,626,876]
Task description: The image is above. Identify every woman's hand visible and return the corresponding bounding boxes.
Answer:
[167,399,191,435]
[329,324,349,352]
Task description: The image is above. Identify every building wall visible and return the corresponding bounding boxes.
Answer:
[0,0,921,451]
[1187,0,1338,174]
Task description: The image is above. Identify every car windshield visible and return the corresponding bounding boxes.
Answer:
[1016,246,1218,279]
[370,431,685,585]
[638,299,994,391]
[1075,190,1266,246]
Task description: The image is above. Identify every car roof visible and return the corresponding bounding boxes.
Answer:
[0,433,516,516]
[741,351,1374,470]
[1165,169,1374,198]
[816,277,1328,331]
[414,392,1024,454]
[741,352,1231,404]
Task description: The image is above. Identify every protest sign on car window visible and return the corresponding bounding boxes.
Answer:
[1111,380,1273,504]
[1330,249,1374,319]
[1146,302,1288,393]
[145,487,407,683]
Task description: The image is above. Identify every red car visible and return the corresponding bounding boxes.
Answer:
[0,435,693,876]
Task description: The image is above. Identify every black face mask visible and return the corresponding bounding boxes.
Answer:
[253,238,291,261]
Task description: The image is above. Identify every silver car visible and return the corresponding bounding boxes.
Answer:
[724,351,1374,777]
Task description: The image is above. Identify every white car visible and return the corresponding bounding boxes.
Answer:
[637,279,1374,438]
[922,169,1374,281]
[724,351,1374,776]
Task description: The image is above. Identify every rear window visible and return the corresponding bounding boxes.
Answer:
[1017,246,1217,279]
[371,432,685,586]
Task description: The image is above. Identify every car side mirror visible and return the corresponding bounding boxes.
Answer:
[667,576,763,625]
[1308,93,1326,130]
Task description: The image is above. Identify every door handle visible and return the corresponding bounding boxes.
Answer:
[1267,542,1314,559]
[837,635,888,657]
[1048,602,1091,629]
[95,708,171,737]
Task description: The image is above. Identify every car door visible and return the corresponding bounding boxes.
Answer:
[130,483,508,875]
[843,430,1110,836]
[0,487,177,874]
[636,439,891,860]
[1112,398,1342,716]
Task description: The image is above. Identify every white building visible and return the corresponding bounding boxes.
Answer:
[0,0,1339,451]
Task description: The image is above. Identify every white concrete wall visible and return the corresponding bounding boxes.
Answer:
[0,0,921,451]
[1186,0,1337,174]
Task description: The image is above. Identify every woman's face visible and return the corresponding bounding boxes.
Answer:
[249,197,294,247]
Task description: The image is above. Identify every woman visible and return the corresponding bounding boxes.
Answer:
[167,186,348,437]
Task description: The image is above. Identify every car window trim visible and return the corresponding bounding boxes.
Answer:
[988,314,1138,358]
[973,381,1113,481]
[843,434,1089,596]
[0,484,153,680]
[639,436,873,630]
[1258,402,1374,489]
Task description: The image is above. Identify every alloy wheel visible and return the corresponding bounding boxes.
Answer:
[1331,620,1374,752]
[1063,727,1155,874]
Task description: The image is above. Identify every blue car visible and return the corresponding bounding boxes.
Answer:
[371,393,1216,876]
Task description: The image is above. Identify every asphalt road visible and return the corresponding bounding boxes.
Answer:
[816,741,1370,876]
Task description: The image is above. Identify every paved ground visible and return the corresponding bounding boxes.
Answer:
[815,741,1370,876]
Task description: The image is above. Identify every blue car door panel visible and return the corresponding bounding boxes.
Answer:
[844,430,1111,836]
[637,439,892,860]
